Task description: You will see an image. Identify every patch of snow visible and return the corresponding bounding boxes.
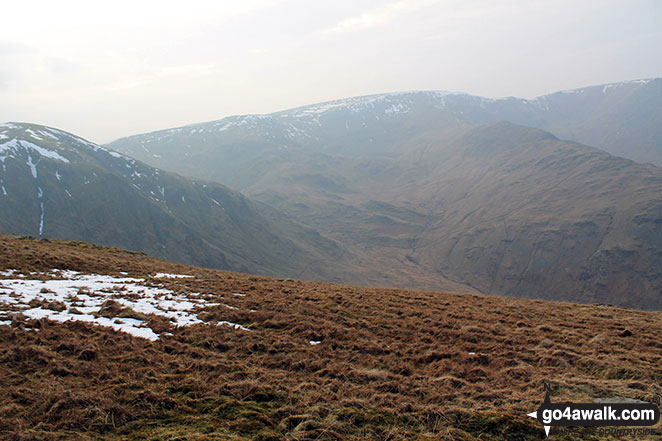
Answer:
[559,89,585,94]
[39,201,44,236]
[218,321,251,331]
[38,130,59,140]
[384,103,411,115]
[153,273,194,279]
[0,271,225,340]
[25,151,37,178]
[65,190,72,198]
[233,292,246,297]
[1,139,70,177]
[309,340,321,345]
[25,129,43,141]
[55,171,61,180]
[21,307,160,340]
[21,140,69,163]
[1,186,5,196]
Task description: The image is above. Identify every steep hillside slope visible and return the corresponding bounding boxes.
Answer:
[1,236,660,440]
[109,92,662,309]
[0,123,351,280]
[250,122,662,309]
[389,123,662,309]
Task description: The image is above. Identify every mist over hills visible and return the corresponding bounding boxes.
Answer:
[111,78,662,174]
[0,122,476,293]
[0,123,351,280]
[109,80,662,309]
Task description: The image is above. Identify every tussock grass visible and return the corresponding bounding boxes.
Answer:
[0,235,660,440]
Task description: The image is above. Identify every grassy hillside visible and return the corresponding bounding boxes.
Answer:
[1,236,660,440]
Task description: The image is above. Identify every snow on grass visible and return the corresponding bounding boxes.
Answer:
[309,340,321,345]
[107,150,124,159]
[0,139,70,163]
[218,321,251,331]
[0,269,19,277]
[0,269,228,340]
[25,129,44,141]
[21,307,160,341]
[38,130,60,140]
[153,273,194,279]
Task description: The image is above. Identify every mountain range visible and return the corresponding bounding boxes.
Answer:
[0,122,359,281]
[108,79,662,310]
[1,79,660,309]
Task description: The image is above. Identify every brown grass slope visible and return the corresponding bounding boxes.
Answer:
[0,236,660,440]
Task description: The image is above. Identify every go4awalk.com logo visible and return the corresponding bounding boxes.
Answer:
[526,382,660,437]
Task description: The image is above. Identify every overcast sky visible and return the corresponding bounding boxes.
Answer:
[2,0,661,143]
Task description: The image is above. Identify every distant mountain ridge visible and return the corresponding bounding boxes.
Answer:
[108,80,662,309]
[111,78,662,170]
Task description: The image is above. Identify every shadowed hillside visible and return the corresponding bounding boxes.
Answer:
[0,123,346,281]
[110,104,662,309]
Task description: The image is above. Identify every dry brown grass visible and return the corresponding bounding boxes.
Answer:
[0,235,660,440]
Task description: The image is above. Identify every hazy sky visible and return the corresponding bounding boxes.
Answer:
[2,0,661,143]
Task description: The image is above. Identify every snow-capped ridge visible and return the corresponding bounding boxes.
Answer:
[538,78,656,99]
[0,122,128,162]
[276,90,468,118]
[0,138,70,163]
